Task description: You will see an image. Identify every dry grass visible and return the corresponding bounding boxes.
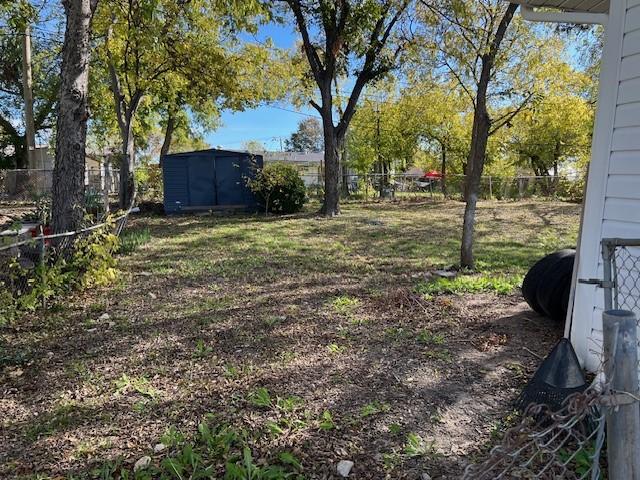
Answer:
[0,199,580,479]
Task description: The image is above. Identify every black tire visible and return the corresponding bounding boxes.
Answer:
[536,255,575,322]
[522,249,575,314]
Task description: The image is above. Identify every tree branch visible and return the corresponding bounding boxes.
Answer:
[0,112,19,138]
[284,0,324,83]
[336,1,409,138]
[309,99,322,114]
[488,91,534,135]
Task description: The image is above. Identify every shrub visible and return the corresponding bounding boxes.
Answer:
[556,176,585,203]
[135,163,163,203]
[248,162,306,214]
[0,220,122,324]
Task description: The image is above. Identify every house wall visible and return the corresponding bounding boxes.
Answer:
[262,152,324,186]
[571,0,640,371]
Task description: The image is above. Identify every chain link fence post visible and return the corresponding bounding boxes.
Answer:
[602,240,615,310]
[602,309,640,479]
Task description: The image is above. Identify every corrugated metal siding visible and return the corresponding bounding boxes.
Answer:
[162,150,261,212]
[162,157,189,213]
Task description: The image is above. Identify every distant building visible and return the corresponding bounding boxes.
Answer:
[261,151,324,186]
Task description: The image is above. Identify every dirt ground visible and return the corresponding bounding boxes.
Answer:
[0,200,578,479]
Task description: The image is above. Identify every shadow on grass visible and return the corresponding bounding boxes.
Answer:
[0,200,576,478]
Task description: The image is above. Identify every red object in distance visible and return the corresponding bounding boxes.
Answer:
[424,170,443,179]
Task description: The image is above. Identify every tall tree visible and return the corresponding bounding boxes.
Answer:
[346,81,470,195]
[285,117,323,152]
[509,64,593,177]
[347,91,422,176]
[460,3,518,269]
[401,83,469,195]
[93,0,286,207]
[418,0,555,268]
[242,140,266,153]
[51,0,99,233]
[282,0,411,216]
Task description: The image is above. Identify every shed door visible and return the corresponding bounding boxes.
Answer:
[163,157,189,212]
[188,155,216,207]
[215,156,245,205]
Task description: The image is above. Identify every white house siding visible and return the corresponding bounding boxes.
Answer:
[571,0,640,371]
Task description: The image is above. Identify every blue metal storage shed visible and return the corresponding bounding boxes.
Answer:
[162,149,262,213]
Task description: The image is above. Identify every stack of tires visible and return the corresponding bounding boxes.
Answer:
[522,249,576,322]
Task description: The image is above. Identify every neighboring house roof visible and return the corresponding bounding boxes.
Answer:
[405,166,424,177]
[261,152,324,164]
[510,0,609,13]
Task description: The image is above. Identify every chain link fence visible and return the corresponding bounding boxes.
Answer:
[2,168,583,222]
[464,389,606,479]
[602,239,640,314]
[0,167,121,228]
[0,205,132,324]
[466,238,640,479]
[0,167,119,203]
[300,173,584,203]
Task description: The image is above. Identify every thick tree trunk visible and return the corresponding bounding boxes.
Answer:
[51,0,98,233]
[321,123,342,216]
[160,111,175,158]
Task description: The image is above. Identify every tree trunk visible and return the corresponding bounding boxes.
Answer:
[160,111,175,159]
[51,0,98,233]
[459,3,517,270]
[460,92,490,269]
[118,117,135,209]
[106,44,140,210]
[321,122,341,216]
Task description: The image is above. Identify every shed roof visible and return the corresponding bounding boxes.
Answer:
[162,148,263,159]
[510,0,608,13]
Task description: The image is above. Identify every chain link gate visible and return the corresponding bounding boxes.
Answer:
[599,238,640,314]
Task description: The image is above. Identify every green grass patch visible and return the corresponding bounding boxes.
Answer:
[114,374,160,399]
[360,401,391,418]
[416,274,522,296]
[330,295,360,315]
[118,227,151,255]
[91,416,303,479]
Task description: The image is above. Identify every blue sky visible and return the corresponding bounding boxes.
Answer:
[205,23,318,152]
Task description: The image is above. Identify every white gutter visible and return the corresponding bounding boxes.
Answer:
[521,5,607,25]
